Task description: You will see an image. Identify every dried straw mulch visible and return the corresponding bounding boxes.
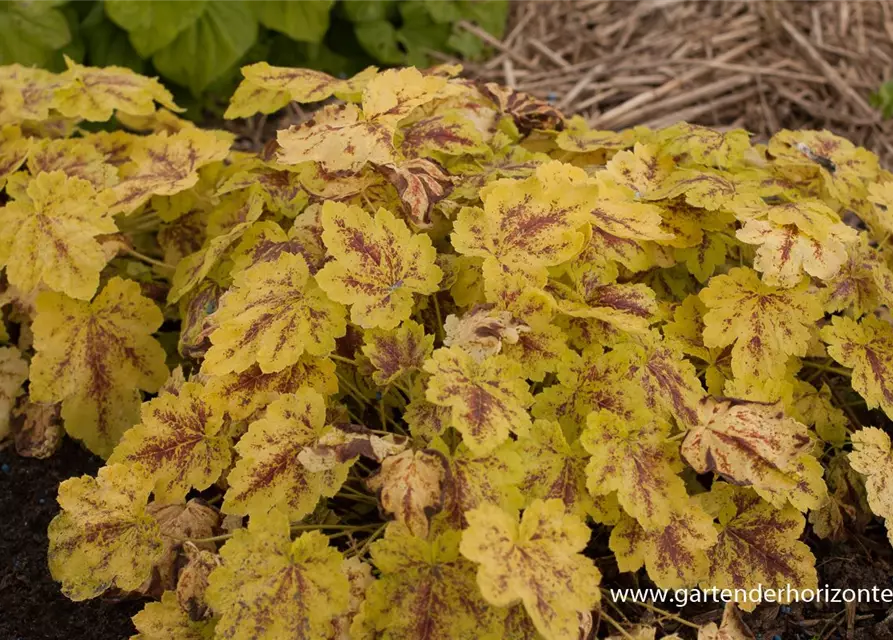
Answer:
[455,0,893,163]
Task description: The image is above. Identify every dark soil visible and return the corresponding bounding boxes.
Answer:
[0,440,142,640]
[4,438,893,639]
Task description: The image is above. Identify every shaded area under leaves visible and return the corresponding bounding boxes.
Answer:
[0,440,142,640]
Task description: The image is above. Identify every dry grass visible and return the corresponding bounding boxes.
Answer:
[456,0,893,163]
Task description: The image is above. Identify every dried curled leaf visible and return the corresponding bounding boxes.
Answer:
[354,524,505,639]
[424,347,534,455]
[110,382,231,503]
[682,397,826,511]
[203,252,346,375]
[0,171,116,300]
[460,499,602,640]
[30,278,168,457]
[206,509,349,640]
[316,202,441,330]
[223,390,349,520]
[367,448,448,538]
[176,542,222,622]
[444,306,530,361]
[297,423,407,472]
[696,602,754,640]
[48,464,164,601]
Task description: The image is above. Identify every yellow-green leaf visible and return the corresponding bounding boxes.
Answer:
[202,252,346,375]
[206,509,350,639]
[316,202,441,330]
[0,171,116,300]
[30,278,168,457]
[424,347,533,455]
[460,500,601,640]
[354,524,505,639]
[109,382,231,503]
[223,390,349,519]
[696,483,818,612]
[700,266,823,382]
[48,464,164,601]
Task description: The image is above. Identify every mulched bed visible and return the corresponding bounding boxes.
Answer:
[459,0,893,164]
[0,440,142,640]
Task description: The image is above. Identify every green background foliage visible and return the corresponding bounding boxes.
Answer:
[0,0,507,110]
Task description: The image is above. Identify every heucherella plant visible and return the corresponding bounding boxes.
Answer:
[0,58,891,638]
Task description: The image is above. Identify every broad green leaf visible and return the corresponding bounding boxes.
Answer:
[0,2,71,67]
[105,1,206,57]
[110,382,232,503]
[206,509,350,639]
[48,464,164,601]
[30,278,168,457]
[460,500,601,640]
[253,0,334,43]
[152,1,258,94]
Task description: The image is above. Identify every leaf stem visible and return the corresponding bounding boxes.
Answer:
[630,600,700,630]
[598,610,634,640]
[330,354,358,366]
[119,246,175,271]
[802,360,852,378]
[350,522,387,558]
[432,294,445,344]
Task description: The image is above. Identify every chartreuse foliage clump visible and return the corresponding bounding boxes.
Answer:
[0,59,890,639]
